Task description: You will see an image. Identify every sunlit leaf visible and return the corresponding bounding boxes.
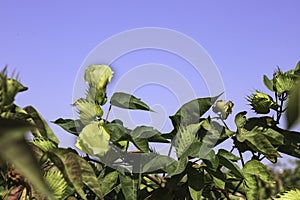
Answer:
[242,160,273,200]
[73,98,102,125]
[44,169,68,199]
[100,171,119,196]
[234,111,247,130]
[170,93,222,127]
[237,127,280,162]
[31,137,57,152]
[110,92,153,111]
[173,123,201,158]
[275,188,300,200]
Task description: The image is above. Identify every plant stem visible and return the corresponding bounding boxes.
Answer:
[145,174,161,186]
[229,145,235,153]
[238,149,245,167]
[163,143,173,177]
[232,180,243,195]
[276,92,287,123]
[221,118,229,130]
[105,105,112,123]
[259,156,266,161]
[84,154,104,166]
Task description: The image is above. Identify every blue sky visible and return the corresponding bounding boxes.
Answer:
[1,1,300,154]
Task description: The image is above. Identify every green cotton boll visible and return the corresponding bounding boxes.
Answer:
[86,86,107,106]
[95,105,103,118]
[212,100,234,120]
[75,122,110,157]
[84,65,114,90]
[273,68,296,95]
[4,78,28,107]
[212,100,225,114]
[95,88,107,105]
[247,91,275,114]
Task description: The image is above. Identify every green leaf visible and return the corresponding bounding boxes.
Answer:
[262,128,284,146]
[295,61,300,72]
[44,170,68,199]
[131,137,149,153]
[103,120,131,143]
[237,127,280,162]
[217,149,240,161]
[170,94,222,127]
[235,115,280,162]
[187,166,204,200]
[275,188,300,200]
[234,111,247,130]
[263,75,274,92]
[31,137,57,152]
[24,106,59,145]
[131,126,169,143]
[244,117,284,146]
[0,118,54,199]
[173,123,201,158]
[276,128,300,158]
[129,126,169,152]
[119,173,138,200]
[165,157,189,177]
[142,154,176,173]
[205,167,226,189]
[110,92,153,111]
[73,98,102,125]
[287,79,300,128]
[197,119,231,148]
[84,64,113,89]
[48,148,87,200]
[76,122,110,157]
[76,155,104,199]
[217,151,243,179]
[100,171,119,197]
[242,160,273,200]
[52,118,84,136]
[202,150,219,170]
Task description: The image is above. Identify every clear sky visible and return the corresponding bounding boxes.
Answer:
[1,1,300,155]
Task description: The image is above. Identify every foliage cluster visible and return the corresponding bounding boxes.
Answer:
[0,62,299,200]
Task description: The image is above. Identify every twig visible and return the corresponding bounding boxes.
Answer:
[105,105,112,123]
[229,145,235,153]
[145,174,161,186]
[238,149,245,167]
[162,144,173,177]
[233,180,243,195]
[84,154,104,166]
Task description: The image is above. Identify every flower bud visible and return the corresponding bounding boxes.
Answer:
[247,91,276,114]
